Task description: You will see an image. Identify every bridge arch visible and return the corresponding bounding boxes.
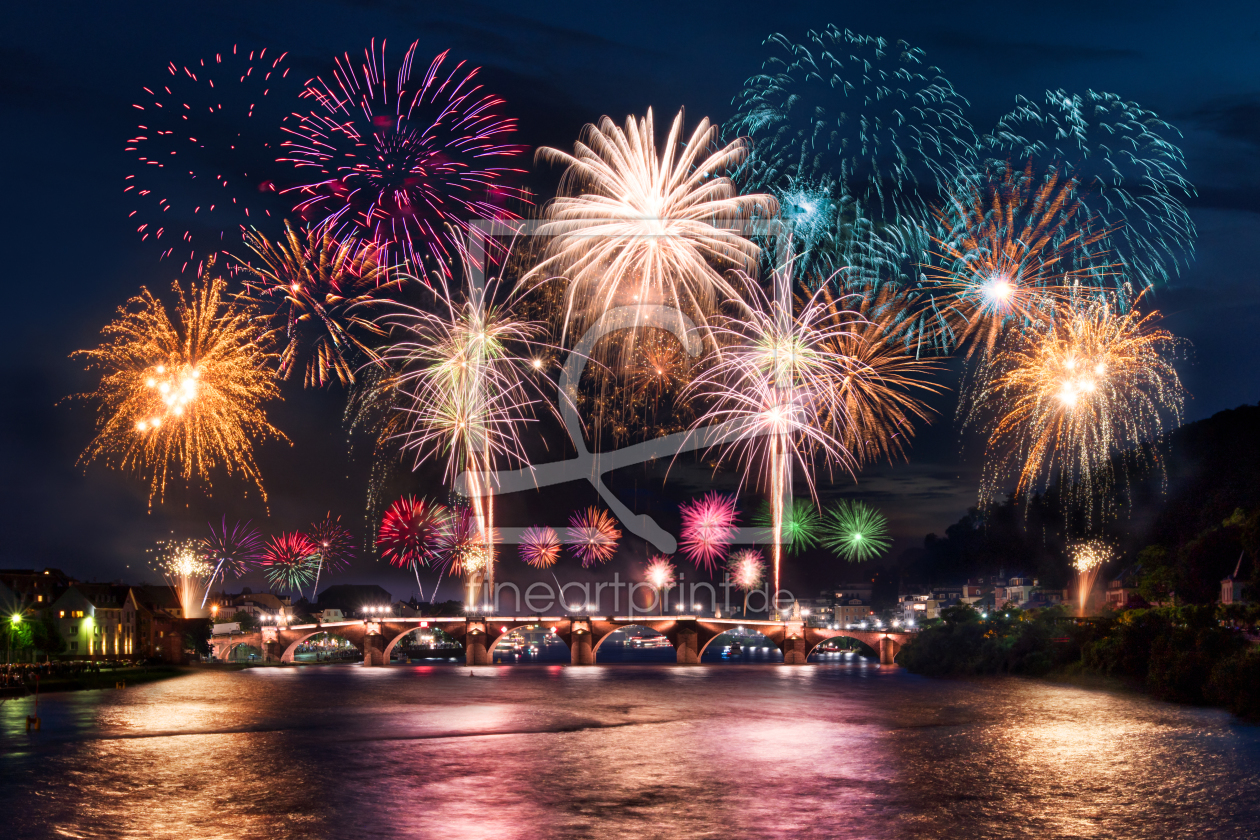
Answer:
[281,629,363,663]
[221,641,261,662]
[383,624,463,662]
[804,634,877,662]
[697,627,783,662]
[486,623,570,663]
[593,624,675,663]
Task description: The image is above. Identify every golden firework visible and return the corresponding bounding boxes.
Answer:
[975,294,1185,513]
[533,108,775,350]
[72,273,286,505]
[926,164,1113,358]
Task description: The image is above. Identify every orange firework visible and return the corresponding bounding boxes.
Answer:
[72,273,286,505]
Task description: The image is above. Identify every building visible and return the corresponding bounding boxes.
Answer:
[899,594,943,624]
[0,568,72,609]
[123,587,185,662]
[50,584,128,658]
[1106,567,1150,610]
[209,589,292,622]
[316,585,393,616]
[1222,553,1249,605]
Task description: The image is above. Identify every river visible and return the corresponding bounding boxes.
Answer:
[3,659,1259,839]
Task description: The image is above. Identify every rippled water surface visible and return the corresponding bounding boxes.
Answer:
[3,661,1260,839]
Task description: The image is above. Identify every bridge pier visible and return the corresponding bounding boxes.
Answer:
[262,640,283,664]
[570,626,594,665]
[782,635,808,665]
[878,636,899,666]
[675,626,700,664]
[363,634,387,667]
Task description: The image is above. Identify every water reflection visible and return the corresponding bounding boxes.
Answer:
[3,665,1259,839]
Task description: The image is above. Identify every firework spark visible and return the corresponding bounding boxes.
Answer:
[236,222,392,387]
[566,507,622,567]
[678,492,739,574]
[126,45,299,273]
[159,539,213,618]
[72,274,286,506]
[822,500,891,562]
[973,295,1186,516]
[1070,539,1114,615]
[534,107,774,346]
[199,518,264,607]
[378,496,449,592]
[262,532,320,594]
[725,548,766,617]
[752,498,821,556]
[519,526,561,569]
[281,40,526,270]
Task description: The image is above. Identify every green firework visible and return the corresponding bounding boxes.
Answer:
[753,498,820,556]
[822,500,891,562]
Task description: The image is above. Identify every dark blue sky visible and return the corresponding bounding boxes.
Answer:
[2,1,1257,597]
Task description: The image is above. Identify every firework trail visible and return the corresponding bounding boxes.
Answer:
[725,548,766,617]
[71,274,286,506]
[519,526,561,569]
[307,513,355,597]
[533,107,775,348]
[376,242,550,592]
[1071,539,1114,615]
[678,492,739,575]
[159,539,213,618]
[566,507,621,567]
[685,266,877,602]
[235,222,392,387]
[126,45,300,273]
[262,532,320,594]
[643,555,677,614]
[377,496,449,594]
[281,40,527,271]
[199,518,264,607]
[728,26,975,281]
[984,89,1197,291]
[822,500,891,562]
[971,294,1186,519]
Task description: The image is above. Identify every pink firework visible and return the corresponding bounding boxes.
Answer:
[378,496,449,571]
[726,549,766,591]
[280,39,528,271]
[565,507,621,567]
[519,526,561,569]
[678,492,739,574]
[126,45,300,273]
[643,555,677,614]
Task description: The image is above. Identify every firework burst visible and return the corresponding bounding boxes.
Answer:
[972,294,1186,517]
[644,555,677,613]
[262,532,320,594]
[822,500,891,562]
[126,45,300,272]
[519,525,561,569]
[236,222,392,387]
[534,107,774,347]
[376,245,550,589]
[725,549,766,617]
[752,498,821,556]
[678,492,739,574]
[984,89,1196,290]
[566,507,622,567]
[199,518,264,606]
[72,274,286,506]
[281,40,527,270]
[307,513,355,594]
[159,539,213,618]
[1070,539,1114,615]
[377,496,449,591]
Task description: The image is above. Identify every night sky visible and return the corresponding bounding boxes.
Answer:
[2,1,1258,601]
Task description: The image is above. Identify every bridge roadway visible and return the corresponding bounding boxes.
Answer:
[211,615,913,666]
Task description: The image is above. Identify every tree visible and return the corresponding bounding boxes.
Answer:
[229,610,257,633]
[31,614,67,656]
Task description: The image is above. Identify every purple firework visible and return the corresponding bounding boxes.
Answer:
[280,39,528,273]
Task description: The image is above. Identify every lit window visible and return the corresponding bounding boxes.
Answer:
[37,595,44,603]
[59,610,65,618]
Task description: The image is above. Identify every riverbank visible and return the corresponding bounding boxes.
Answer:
[3,665,187,696]
[899,604,1260,719]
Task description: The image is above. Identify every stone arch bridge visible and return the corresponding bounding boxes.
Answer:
[211,615,913,667]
